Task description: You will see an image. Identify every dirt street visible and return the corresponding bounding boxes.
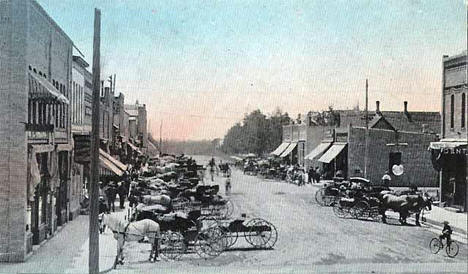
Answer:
[108,156,466,273]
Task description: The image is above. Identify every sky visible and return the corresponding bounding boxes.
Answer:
[37,0,467,140]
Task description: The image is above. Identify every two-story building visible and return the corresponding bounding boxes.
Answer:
[0,0,74,261]
[429,51,467,212]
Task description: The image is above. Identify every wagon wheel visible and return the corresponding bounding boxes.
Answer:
[352,201,370,220]
[159,231,187,260]
[244,218,278,249]
[332,202,346,218]
[315,188,326,206]
[219,225,238,249]
[217,200,234,219]
[194,226,225,259]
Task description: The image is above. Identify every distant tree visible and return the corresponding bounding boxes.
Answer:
[221,108,291,156]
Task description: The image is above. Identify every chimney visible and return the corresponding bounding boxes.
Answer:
[403,101,412,121]
[376,101,380,113]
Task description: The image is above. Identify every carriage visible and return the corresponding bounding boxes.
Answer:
[211,216,278,250]
[330,177,382,220]
[315,178,349,206]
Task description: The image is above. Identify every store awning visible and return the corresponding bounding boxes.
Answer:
[429,139,467,150]
[271,142,290,156]
[280,142,297,158]
[99,149,127,176]
[305,142,332,160]
[28,73,69,104]
[127,141,143,154]
[318,143,347,163]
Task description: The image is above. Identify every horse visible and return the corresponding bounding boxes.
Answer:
[379,192,432,226]
[101,213,161,268]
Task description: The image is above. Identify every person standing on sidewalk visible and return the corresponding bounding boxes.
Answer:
[117,181,128,209]
[105,182,117,212]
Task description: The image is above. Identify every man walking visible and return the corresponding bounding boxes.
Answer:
[117,181,128,209]
[105,182,117,212]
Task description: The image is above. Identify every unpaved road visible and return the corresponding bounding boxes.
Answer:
[110,156,467,273]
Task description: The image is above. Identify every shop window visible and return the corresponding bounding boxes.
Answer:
[462,93,466,128]
[450,94,454,129]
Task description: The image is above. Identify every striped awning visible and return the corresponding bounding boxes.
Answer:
[280,142,297,158]
[305,142,332,160]
[28,73,69,104]
[271,142,290,156]
[99,149,127,176]
[127,142,143,154]
[318,143,347,163]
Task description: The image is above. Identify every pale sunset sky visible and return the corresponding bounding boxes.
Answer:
[37,0,467,140]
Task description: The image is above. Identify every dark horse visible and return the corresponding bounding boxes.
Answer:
[379,193,432,226]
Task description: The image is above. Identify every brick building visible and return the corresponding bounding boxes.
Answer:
[0,0,74,261]
[429,51,467,212]
[275,102,440,183]
[125,101,148,154]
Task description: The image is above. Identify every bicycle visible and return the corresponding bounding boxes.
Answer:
[429,237,459,258]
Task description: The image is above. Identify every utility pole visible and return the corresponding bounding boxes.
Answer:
[465,5,468,212]
[113,74,116,94]
[364,79,369,178]
[89,8,101,274]
[159,120,163,155]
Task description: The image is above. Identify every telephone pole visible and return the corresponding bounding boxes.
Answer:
[159,120,163,155]
[364,79,369,178]
[89,8,101,274]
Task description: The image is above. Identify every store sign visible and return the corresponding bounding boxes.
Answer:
[74,135,91,164]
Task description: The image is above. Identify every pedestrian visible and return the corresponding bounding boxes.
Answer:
[117,181,128,209]
[314,167,321,184]
[105,182,117,212]
[225,174,232,195]
[382,171,391,189]
[308,167,316,184]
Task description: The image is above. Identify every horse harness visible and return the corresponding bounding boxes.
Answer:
[112,223,132,241]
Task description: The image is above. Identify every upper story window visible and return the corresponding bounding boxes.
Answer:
[450,94,454,129]
[462,93,466,128]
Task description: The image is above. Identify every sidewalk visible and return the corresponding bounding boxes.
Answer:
[422,206,467,235]
[0,215,89,274]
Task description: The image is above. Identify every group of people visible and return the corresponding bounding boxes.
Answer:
[98,180,130,214]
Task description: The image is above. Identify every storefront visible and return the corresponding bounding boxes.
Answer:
[318,142,348,179]
[429,139,467,212]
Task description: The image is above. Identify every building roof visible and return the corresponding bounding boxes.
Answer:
[305,107,440,134]
[72,56,89,68]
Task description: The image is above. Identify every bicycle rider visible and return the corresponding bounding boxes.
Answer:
[439,221,453,245]
[208,157,216,181]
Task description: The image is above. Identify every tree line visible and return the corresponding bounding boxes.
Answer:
[221,108,291,156]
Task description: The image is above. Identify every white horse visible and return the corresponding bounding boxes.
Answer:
[101,213,161,268]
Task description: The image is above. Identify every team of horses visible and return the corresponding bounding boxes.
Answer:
[323,178,434,226]
[379,191,433,226]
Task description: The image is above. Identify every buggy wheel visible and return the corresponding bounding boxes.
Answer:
[211,200,234,220]
[160,231,186,260]
[352,201,370,220]
[315,188,326,206]
[445,241,459,258]
[429,238,442,254]
[332,202,346,218]
[194,226,225,259]
[245,218,278,249]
